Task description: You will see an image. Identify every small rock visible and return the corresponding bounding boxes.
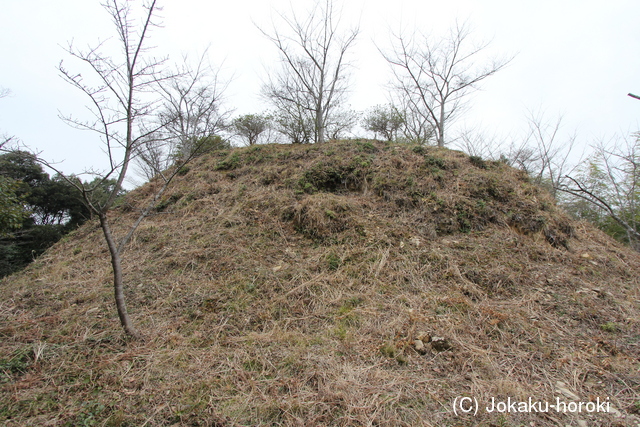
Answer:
[416,331,431,342]
[413,339,427,355]
[555,381,580,401]
[609,405,623,418]
[431,336,452,352]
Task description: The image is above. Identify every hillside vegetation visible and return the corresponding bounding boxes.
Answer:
[1,140,639,426]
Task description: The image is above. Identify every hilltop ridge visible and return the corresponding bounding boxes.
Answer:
[1,140,639,426]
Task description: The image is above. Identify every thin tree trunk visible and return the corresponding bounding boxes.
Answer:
[438,104,446,147]
[317,109,324,144]
[316,94,325,144]
[98,212,138,338]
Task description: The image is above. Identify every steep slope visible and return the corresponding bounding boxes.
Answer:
[1,140,639,426]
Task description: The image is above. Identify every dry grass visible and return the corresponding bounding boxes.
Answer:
[1,140,639,426]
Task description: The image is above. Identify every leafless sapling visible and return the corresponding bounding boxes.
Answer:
[33,0,218,337]
[382,21,511,147]
[259,0,359,144]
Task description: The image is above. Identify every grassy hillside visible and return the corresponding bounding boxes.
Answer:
[1,140,639,426]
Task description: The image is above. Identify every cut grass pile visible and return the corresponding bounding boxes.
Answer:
[1,140,639,426]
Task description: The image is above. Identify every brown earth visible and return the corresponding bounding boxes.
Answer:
[1,140,639,426]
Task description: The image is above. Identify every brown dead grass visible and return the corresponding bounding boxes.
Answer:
[1,140,639,426]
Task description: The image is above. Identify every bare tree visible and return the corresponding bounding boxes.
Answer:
[133,137,172,183]
[479,111,580,198]
[454,111,581,203]
[560,135,640,250]
[393,95,434,144]
[50,0,169,337]
[156,51,229,159]
[325,108,359,140]
[521,111,580,198]
[453,125,506,159]
[272,101,314,144]
[382,21,510,147]
[134,51,229,181]
[20,0,212,337]
[259,0,359,144]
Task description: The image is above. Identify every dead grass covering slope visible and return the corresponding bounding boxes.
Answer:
[1,140,639,426]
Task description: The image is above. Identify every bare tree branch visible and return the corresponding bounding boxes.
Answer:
[44,0,186,338]
[133,50,230,182]
[259,0,359,144]
[561,175,640,245]
[0,87,11,99]
[559,135,640,250]
[381,21,512,147]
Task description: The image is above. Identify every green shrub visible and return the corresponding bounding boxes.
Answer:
[469,155,487,169]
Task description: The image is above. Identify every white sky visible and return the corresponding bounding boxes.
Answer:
[1,0,640,178]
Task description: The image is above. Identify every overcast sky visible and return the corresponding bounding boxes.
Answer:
[1,0,639,179]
